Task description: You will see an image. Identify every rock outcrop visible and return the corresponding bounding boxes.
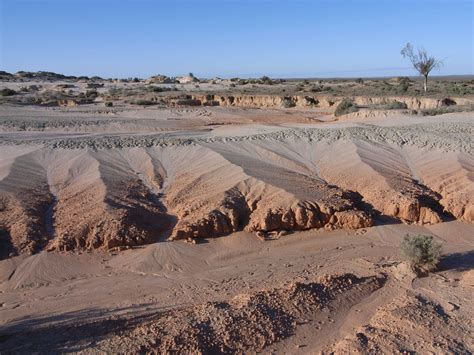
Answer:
[164,94,472,111]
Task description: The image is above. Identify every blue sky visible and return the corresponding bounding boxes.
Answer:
[0,0,472,78]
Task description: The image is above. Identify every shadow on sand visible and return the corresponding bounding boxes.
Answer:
[438,250,474,272]
[0,303,172,352]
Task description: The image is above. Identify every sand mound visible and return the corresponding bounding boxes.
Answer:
[49,148,175,251]
[0,150,55,257]
[0,147,175,256]
[161,143,372,240]
[0,118,471,255]
[401,147,474,222]
[96,273,385,353]
[313,140,445,224]
[332,292,472,353]
[2,252,101,290]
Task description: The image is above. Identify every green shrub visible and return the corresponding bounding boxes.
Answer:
[385,101,408,110]
[281,97,295,108]
[334,99,358,116]
[104,101,113,107]
[0,88,17,96]
[400,234,442,271]
[148,86,165,93]
[85,89,98,99]
[131,99,156,106]
[310,85,323,92]
[421,104,474,116]
[260,76,273,85]
[399,82,410,93]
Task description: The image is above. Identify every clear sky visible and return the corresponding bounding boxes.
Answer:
[0,0,472,78]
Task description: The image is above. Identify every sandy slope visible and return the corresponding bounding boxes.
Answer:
[0,223,472,352]
[1,117,472,254]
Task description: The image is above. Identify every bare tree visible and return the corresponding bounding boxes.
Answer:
[401,43,442,93]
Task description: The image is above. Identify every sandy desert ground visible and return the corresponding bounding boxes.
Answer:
[0,75,473,353]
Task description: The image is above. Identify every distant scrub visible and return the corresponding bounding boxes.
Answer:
[131,99,156,106]
[147,86,165,93]
[310,85,332,93]
[334,99,358,116]
[0,88,17,96]
[85,89,98,99]
[421,104,474,116]
[281,97,296,108]
[385,101,408,110]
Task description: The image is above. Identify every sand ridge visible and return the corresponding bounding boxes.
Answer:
[0,107,472,255]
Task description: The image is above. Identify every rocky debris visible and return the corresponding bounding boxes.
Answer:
[169,181,374,240]
[245,201,373,234]
[381,195,443,224]
[97,274,386,353]
[332,293,472,354]
[444,200,474,223]
[170,196,373,240]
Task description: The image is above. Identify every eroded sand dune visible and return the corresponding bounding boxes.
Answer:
[0,117,472,257]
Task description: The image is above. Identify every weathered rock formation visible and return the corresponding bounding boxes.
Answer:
[164,94,472,111]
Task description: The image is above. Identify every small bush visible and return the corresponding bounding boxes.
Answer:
[421,104,474,116]
[440,98,456,107]
[175,99,202,106]
[400,234,442,271]
[304,96,319,106]
[260,76,273,85]
[0,88,17,96]
[131,99,156,106]
[85,89,98,99]
[334,99,358,116]
[281,97,296,108]
[147,86,165,93]
[398,82,410,93]
[385,101,408,110]
[310,85,323,93]
[104,101,113,107]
